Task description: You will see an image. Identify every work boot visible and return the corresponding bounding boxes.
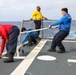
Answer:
[33,40,37,44]
[47,48,56,52]
[4,52,15,63]
[57,50,66,53]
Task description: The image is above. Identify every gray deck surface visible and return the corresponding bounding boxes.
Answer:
[0,41,76,75]
[0,59,23,75]
[0,43,36,75]
[26,41,76,75]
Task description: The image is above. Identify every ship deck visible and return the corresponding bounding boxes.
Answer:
[0,40,76,75]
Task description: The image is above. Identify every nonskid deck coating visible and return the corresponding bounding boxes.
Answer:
[0,41,76,75]
[26,41,76,75]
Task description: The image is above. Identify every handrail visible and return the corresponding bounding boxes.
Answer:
[19,19,57,42]
[20,19,76,42]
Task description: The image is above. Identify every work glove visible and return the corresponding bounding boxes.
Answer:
[45,18,48,20]
[20,42,23,45]
[30,18,33,21]
[49,25,52,29]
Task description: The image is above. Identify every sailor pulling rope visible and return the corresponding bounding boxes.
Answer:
[2,26,58,57]
[16,26,58,56]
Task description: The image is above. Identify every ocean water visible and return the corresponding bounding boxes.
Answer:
[0,20,76,40]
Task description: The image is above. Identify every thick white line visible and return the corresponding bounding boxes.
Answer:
[47,39,76,43]
[3,56,26,59]
[68,59,76,63]
[10,39,47,75]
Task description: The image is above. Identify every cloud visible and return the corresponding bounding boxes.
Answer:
[0,0,5,7]
[0,0,76,21]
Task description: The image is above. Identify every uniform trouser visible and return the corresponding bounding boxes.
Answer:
[6,26,20,53]
[28,34,38,44]
[34,20,41,35]
[51,30,69,50]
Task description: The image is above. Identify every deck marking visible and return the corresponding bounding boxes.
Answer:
[47,39,76,43]
[37,55,56,61]
[10,39,47,75]
[68,59,76,63]
[3,56,26,59]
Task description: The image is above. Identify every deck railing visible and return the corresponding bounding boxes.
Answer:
[19,19,76,43]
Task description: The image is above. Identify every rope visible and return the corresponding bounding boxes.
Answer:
[20,26,58,34]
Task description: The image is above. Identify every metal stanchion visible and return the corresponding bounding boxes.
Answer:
[41,20,44,39]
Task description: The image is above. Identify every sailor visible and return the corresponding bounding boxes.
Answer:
[0,24,20,63]
[30,6,47,39]
[48,8,72,53]
[21,27,38,46]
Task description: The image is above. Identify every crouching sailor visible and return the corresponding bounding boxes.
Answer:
[48,8,72,53]
[21,27,38,46]
[0,24,20,63]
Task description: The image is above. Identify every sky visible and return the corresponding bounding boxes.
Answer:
[0,0,76,21]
